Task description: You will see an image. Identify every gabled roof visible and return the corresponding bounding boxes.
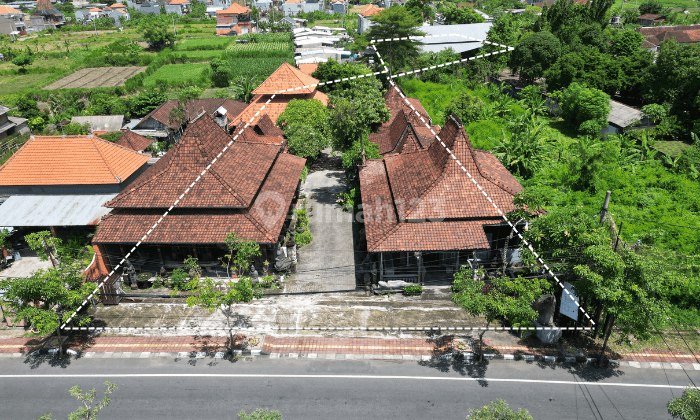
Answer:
[89,8,101,11]
[230,90,328,128]
[383,86,430,123]
[359,115,523,252]
[298,63,319,76]
[113,130,155,152]
[639,13,664,20]
[138,98,247,131]
[216,3,250,13]
[359,4,382,16]
[110,3,127,7]
[106,115,280,209]
[170,0,190,4]
[252,62,320,95]
[0,5,22,13]
[0,135,150,186]
[608,100,642,128]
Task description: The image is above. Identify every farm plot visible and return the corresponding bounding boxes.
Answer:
[228,57,293,79]
[44,66,147,90]
[224,42,293,58]
[178,37,232,50]
[143,63,209,87]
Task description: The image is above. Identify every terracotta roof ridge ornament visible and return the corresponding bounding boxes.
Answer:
[89,136,121,184]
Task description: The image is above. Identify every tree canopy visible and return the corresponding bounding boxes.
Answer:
[277,98,329,160]
[364,6,425,73]
[508,31,561,82]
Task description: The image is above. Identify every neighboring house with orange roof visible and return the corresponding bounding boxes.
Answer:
[215,3,254,35]
[639,13,665,26]
[228,62,328,132]
[110,3,127,8]
[359,114,525,283]
[164,0,191,16]
[0,5,26,35]
[114,130,155,153]
[358,4,382,34]
[0,134,150,233]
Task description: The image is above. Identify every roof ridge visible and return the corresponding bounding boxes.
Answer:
[89,136,121,183]
[371,160,404,250]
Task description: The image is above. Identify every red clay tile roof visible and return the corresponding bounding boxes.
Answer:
[253,62,321,95]
[0,5,22,13]
[639,13,664,20]
[110,3,126,7]
[384,87,431,123]
[360,4,382,16]
[359,115,523,252]
[369,109,435,155]
[216,3,250,13]
[254,114,285,137]
[0,135,150,186]
[106,115,282,209]
[113,130,154,152]
[230,91,328,128]
[240,126,286,146]
[140,98,247,131]
[298,63,319,76]
[93,116,305,245]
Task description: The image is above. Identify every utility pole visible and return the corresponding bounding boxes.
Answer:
[597,190,612,367]
[172,15,177,36]
[93,18,98,37]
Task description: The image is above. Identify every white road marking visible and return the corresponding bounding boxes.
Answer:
[0,374,695,389]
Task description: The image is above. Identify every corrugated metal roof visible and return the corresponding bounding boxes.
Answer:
[419,23,492,55]
[71,115,125,132]
[0,194,116,227]
[608,100,642,128]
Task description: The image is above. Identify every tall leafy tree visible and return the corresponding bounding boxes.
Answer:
[509,31,561,82]
[277,98,330,160]
[364,6,425,74]
[557,82,611,135]
[440,4,485,24]
[140,14,175,50]
[311,59,371,93]
[405,0,435,22]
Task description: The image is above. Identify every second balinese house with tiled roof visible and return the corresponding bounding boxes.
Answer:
[92,114,305,279]
[359,114,525,284]
[130,98,246,141]
[0,134,150,238]
[215,3,254,35]
[358,4,382,34]
[228,62,328,132]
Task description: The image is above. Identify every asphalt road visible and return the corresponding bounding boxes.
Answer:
[1,355,697,420]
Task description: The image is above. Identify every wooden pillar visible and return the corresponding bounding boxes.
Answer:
[379,252,383,283]
[49,226,57,237]
[192,246,198,259]
[157,246,164,266]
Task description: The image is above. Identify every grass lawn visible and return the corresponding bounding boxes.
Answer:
[143,63,209,86]
[0,72,56,94]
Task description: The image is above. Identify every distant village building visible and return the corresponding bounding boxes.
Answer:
[281,0,324,16]
[0,5,27,36]
[638,13,665,26]
[113,130,155,153]
[71,115,126,135]
[637,24,700,51]
[30,0,65,31]
[603,100,648,139]
[216,3,254,35]
[357,4,382,34]
[164,0,191,16]
[330,0,347,14]
[251,0,272,11]
[420,23,493,57]
[0,105,27,141]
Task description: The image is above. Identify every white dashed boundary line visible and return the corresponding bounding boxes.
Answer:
[369,41,594,326]
[61,35,592,331]
[62,326,592,332]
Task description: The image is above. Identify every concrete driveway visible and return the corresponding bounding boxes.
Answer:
[289,149,356,292]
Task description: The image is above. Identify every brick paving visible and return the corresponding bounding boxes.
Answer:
[1,335,699,365]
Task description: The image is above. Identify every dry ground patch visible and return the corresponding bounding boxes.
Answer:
[44,66,147,90]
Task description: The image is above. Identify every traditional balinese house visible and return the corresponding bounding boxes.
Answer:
[215,3,254,35]
[228,62,328,133]
[0,105,28,141]
[0,135,150,236]
[357,4,382,34]
[639,13,665,26]
[92,114,305,275]
[359,114,524,284]
[131,98,246,141]
[636,24,700,52]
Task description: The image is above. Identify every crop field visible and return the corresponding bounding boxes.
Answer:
[238,33,293,43]
[44,66,148,90]
[178,50,224,60]
[228,57,292,79]
[143,63,209,86]
[177,37,232,51]
[224,42,293,58]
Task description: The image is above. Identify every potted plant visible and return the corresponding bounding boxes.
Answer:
[137,273,151,289]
